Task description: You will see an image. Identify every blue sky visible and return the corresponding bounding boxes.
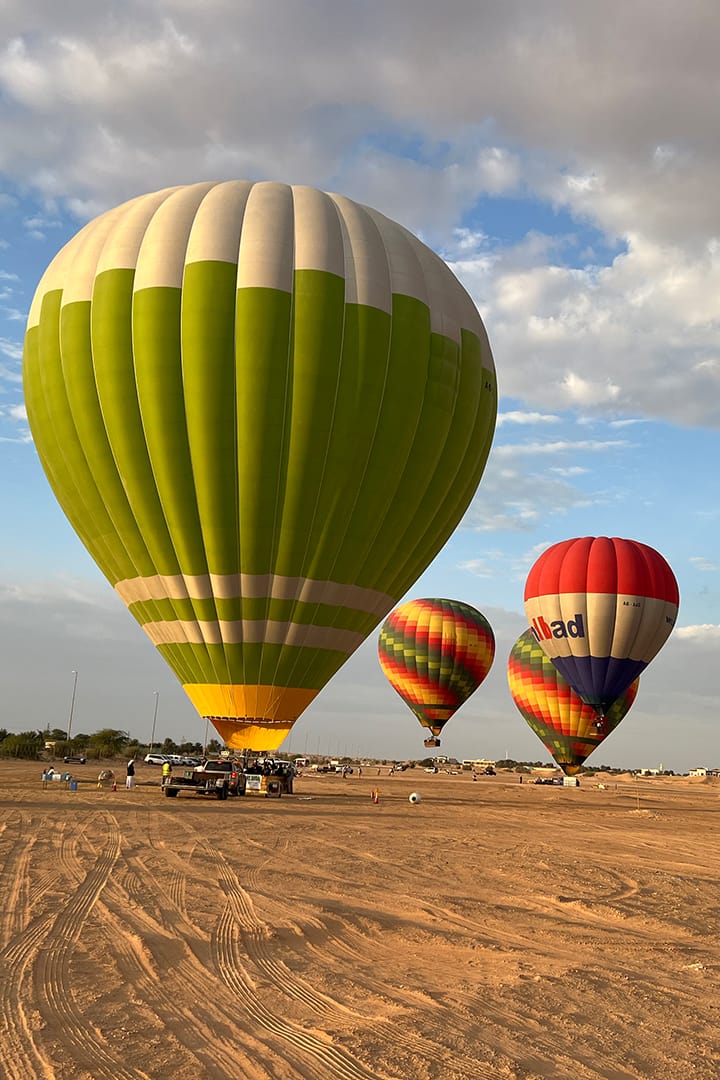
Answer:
[0,1,718,771]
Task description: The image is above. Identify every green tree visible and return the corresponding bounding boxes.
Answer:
[0,731,44,759]
[87,729,131,759]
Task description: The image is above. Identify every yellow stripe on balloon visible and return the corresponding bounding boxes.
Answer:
[183,683,318,723]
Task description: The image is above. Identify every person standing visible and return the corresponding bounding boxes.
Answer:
[126,759,136,790]
[161,759,172,786]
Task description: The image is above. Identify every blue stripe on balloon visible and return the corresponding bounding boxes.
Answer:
[552,655,646,711]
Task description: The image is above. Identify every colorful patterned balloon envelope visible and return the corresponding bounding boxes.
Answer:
[508,629,639,774]
[23,182,497,751]
[524,536,678,715]
[378,598,495,745]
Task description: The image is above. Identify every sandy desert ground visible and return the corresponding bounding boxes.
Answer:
[0,760,718,1080]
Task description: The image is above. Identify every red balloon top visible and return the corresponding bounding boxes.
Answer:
[524,536,679,604]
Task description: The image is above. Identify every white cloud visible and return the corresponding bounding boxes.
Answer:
[561,372,621,407]
[549,465,588,476]
[457,558,493,577]
[496,411,560,426]
[0,339,22,362]
[675,624,720,641]
[1,1,720,434]
[491,439,628,458]
[461,459,608,534]
[456,232,720,427]
[0,576,119,611]
[689,557,719,573]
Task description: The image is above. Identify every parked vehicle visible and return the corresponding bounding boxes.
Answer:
[162,759,246,800]
[64,755,87,764]
[144,753,168,765]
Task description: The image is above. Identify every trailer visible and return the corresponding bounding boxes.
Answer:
[242,757,295,797]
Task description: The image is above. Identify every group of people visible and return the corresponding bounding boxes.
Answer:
[125,757,175,789]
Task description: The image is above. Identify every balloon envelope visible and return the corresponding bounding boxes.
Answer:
[378,598,495,740]
[523,536,678,713]
[508,629,639,774]
[23,181,497,750]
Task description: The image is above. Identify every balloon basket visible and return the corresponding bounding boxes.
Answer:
[423,738,440,748]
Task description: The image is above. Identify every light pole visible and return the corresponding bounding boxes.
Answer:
[149,691,159,753]
[67,669,78,744]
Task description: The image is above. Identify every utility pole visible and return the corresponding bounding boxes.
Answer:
[67,669,78,744]
[149,691,159,752]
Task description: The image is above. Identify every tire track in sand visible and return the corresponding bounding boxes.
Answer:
[0,812,32,949]
[0,816,104,1080]
[206,840,501,1080]
[69,816,301,1078]
[31,813,149,1080]
[0,908,59,1080]
[199,839,385,1079]
[213,903,386,1080]
[0,812,62,1080]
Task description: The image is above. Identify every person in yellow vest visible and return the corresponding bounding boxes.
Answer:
[161,760,172,786]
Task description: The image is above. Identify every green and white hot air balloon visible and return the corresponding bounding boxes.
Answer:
[23,181,497,751]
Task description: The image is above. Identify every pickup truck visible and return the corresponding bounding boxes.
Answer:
[162,759,246,800]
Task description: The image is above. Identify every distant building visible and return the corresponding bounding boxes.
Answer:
[689,767,708,777]
[462,758,496,770]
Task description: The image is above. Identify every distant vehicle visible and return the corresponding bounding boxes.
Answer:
[64,755,86,765]
[294,757,310,767]
[144,753,168,765]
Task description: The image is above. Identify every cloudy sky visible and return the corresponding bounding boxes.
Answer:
[0,1,718,771]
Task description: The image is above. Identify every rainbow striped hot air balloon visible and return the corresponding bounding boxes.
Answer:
[524,536,678,717]
[507,629,639,774]
[23,182,497,752]
[378,598,495,746]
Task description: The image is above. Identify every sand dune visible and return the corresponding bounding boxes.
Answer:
[0,761,718,1079]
